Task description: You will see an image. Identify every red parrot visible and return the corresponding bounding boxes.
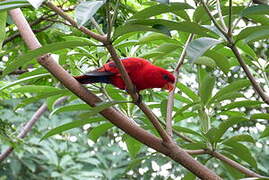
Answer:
[74,57,175,92]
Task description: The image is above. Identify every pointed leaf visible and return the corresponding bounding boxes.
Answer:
[75,1,105,27]
[199,73,215,105]
[27,0,45,8]
[223,134,256,144]
[260,126,269,138]
[130,2,193,19]
[50,104,91,117]
[211,79,251,102]
[41,117,104,141]
[0,11,7,50]
[11,85,60,94]
[0,73,50,91]
[125,135,142,159]
[221,100,262,110]
[88,123,114,142]
[3,40,94,76]
[241,4,269,17]
[251,113,269,120]
[193,56,216,68]
[205,51,230,74]
[176,82,199,102]
[186,37,223,61]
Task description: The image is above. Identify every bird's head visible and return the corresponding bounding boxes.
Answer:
[149,67,175,92]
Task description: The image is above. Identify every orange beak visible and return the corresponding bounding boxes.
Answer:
[163,82,174,92]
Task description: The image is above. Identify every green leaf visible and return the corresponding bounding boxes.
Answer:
[210,79,251,102]
[88,123,114,142]
[173,102,200,118]
[114,20,213,39]
[241,4,269,17]
[16,89,71,109]
[11,85,60,94]
[140,43,180,58]
[27,0,44,8]
[260,126,269,138]
[41,117,104,141]
[3,40,93,76]
[221,100,262,110]
[50,104,91,118]
[223,134,256,144]
[198,109,210,133]
[236,40,257,58]
[176,82,199,102]
[199,73,215,105]
[236,25,269,42]
[223,141,257,168]
[75,1,105,27]
[173,126,203,138]
[216,117,248,143]
[251,113,269,120]
[204,51,230,74]
[0,73,50,91]
[186,37,223,61]
[77,101,130,118]
[193,56,216,68]
[0,0,30,11]
[125,135,142,159]
[0,11,7,50]
[130,2,193,19]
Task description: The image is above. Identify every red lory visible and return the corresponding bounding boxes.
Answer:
[74,57,175,92]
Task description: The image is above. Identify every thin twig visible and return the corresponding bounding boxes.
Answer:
[209,151,267,178]
[228,0,232,36]
[166,34,194,137]
[0,97,67,162]
[199,0,229,40]
[90,17,105,35]
[216,0,228,32]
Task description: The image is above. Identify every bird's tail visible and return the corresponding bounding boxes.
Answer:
[73,71,114,84]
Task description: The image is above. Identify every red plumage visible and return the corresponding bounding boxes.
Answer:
[74,57,175,91]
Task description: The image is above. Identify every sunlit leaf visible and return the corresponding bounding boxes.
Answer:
[41,117,104,141]
[3,40,94,76]
[130,2,193,19]
[88,123,114,142]
[0,11,7,50]
[260,126,269,138]
[75,1,106,27]
[186,37,223,61]
[241,4,269,17]
[50,104,91,117]
[125,135,142,159]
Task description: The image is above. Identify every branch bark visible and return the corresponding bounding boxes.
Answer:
[7,8,222,180]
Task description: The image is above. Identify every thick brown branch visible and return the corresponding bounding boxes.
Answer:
[8,8,222,179]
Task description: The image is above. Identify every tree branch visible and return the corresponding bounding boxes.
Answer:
[7,7,222,179]
[199,0,269,105]
[228,0,232,36]
[0,97,67,162]
[45,1,171,143]
[166,34,194,137]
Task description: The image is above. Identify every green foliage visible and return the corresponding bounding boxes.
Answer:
[1,0,269,179]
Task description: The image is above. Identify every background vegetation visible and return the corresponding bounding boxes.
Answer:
[0,0,269,179]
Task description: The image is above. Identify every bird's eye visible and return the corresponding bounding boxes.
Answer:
[163,74,169,80]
